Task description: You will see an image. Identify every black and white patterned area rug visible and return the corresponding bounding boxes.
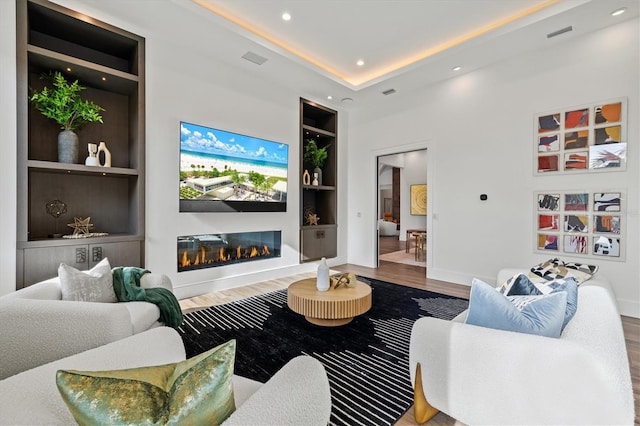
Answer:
[177,277,468,426]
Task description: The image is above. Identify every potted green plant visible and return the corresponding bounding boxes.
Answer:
[29,71,105,164]
[304,139,329,186]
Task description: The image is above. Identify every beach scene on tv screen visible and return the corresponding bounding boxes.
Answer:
[179,122,288,203]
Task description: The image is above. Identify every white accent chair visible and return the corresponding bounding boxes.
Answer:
[0,273,173,380]
[0,327,332,425]
[409,268,634,425]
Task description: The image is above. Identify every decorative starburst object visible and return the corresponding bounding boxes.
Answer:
[306,213,320,226]
[67,216,94,235]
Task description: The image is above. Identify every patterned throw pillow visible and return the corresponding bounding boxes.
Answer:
[58,257,117,302]
[528,258,598,284]
[56,340,236,426]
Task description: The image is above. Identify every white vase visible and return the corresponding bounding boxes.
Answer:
[313,167,323,186]
[85,143,98,166]
[97,141,111,167]
[316,257,330,291]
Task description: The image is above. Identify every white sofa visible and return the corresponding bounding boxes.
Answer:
[0,273,173,380]
[0,327,332,425]
[409,268,634,425]
[378,219,399,236]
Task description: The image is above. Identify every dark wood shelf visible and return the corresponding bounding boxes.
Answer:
[302,184,336,191]
[27,160,138,176]
[301,124,336,138]
[28,45,139,94]
[19,233,144,248]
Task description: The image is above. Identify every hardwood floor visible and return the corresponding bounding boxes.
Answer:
[179,236,640,425]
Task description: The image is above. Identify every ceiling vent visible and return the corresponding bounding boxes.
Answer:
[547,26,573,39]
[382,88,396,96]
[241,51,268,65]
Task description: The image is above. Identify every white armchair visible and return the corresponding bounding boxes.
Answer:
[0,273,174,379]
[409,268,634,425]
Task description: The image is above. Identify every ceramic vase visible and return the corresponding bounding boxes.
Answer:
[58,130,79,164]
[313,167,323,186]
[85,143,99,166]
[312,172,319,186]
[97,141,111,167]
[316,257,330,291]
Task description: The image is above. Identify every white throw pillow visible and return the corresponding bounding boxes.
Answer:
[58,258,116,303]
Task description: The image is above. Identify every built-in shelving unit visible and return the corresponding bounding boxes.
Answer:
[15,0,145,287]
[300,98,337,262]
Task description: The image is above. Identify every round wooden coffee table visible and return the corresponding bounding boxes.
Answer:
[287,278,372,326]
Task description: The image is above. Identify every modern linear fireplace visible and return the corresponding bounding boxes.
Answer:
[178,231,281,272]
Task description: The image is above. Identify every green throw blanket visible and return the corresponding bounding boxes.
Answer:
[111,267,183,329]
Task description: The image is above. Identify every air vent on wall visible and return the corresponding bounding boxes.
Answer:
[382,88,396,96]
[547,26,573,39]
[241,51,268,65]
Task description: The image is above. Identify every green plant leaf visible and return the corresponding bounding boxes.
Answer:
[28,71,105,131]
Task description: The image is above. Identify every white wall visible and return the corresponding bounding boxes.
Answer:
[399,150,428,238]
[0,1,17,297]
[347,19,640,317]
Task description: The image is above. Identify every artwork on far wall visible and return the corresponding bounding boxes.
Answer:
[410,184,427,215]
[534,98,627,175]
[534,190,625,260]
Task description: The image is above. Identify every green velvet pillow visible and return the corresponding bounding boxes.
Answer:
[56,340,236,425]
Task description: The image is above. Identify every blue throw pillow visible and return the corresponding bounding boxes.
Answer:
[502,274,578,331]
[466,278,567,338]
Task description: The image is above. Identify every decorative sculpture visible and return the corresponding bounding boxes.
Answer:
[67,216,94,235]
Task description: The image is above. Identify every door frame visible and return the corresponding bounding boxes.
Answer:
[372,140,435,273]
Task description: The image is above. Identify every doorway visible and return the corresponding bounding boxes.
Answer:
[376,148,428,268]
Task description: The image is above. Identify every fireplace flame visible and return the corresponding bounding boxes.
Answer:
[179,241,277,272]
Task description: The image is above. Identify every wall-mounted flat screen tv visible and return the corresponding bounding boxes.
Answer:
[179,121,288,212]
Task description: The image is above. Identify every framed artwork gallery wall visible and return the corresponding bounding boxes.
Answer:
[533,96,629,262]
[535,190,625,261]
[535,98,627,174]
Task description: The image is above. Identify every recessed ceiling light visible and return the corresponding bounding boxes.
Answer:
[356,59,365,67]
[611,7,626,16]
[327,95,333,100]
[282,12,291,21]
[452,66,461,71]
[66,67,71,72]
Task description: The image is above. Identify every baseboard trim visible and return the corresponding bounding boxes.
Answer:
[428,267,484,288]
[429,267,640,319]
[617,299,640,319]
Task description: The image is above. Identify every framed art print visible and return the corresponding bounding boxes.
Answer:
[534,98,627,175]
[534,190,625,261]
[410,184,427,215]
